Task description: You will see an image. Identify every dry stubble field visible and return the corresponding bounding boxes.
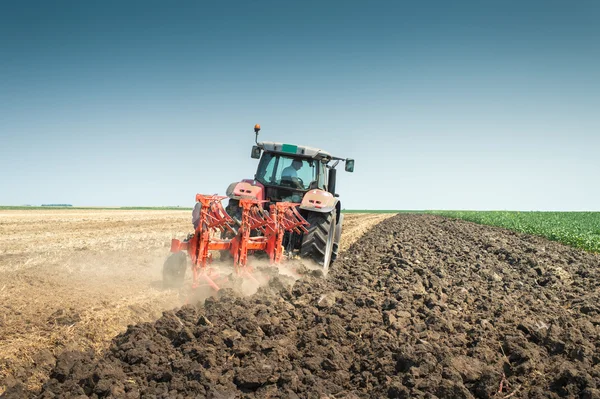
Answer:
[0,209,391,394]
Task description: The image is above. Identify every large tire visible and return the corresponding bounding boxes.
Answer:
[162,252,187,288]
[300,210,337,271]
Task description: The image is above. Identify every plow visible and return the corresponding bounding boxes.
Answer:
[163,124,354,290]
[167,194,309,290]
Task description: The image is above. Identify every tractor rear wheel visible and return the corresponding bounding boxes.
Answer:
[162,252,187,288]
[300,210,337,271]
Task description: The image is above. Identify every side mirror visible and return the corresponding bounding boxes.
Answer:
[251,146,262,159]
[345,158,355,172]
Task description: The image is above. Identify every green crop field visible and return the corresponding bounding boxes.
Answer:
[429,211,600,253]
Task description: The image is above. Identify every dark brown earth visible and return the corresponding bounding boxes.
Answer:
[6,214,600,398]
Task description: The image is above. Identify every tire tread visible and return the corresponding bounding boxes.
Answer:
[300,211,335,266]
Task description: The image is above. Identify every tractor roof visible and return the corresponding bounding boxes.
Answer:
[259,141,333,161]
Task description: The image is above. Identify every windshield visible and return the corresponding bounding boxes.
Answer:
[255,153,320,190]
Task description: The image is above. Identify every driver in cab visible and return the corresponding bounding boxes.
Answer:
[281,159,304,189]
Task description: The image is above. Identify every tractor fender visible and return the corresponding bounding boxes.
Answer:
[226,180,265,201]
[300,189,338,214]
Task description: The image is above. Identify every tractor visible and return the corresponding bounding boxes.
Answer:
[163,124,354,289]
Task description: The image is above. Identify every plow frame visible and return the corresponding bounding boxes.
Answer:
[170,194,309,290]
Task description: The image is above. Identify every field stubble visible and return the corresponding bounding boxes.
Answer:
[0,209,392,393]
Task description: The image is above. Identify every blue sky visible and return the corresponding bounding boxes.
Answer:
[1,0,598,210]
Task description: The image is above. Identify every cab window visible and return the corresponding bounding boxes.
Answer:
[256,154,318,190]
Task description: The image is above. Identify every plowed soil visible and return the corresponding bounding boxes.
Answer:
[0,210,391,395]
[16,214,600,399]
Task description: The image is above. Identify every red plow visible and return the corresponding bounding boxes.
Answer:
[169,194,309,290]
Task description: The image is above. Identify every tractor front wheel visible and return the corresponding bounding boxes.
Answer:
[300,210,337,271]
[162,252,187,288]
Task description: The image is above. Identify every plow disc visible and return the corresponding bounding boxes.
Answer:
[170,194,309,290]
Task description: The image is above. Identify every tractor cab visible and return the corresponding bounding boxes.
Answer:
[226,125,353,206]
[249,125,354,206]
[253,143,329,203]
